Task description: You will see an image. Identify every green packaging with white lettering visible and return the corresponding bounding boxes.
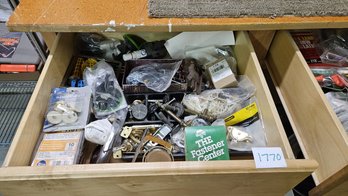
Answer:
[185,126,230,161]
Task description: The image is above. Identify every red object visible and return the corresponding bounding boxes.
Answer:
[291,32,332,67]
[0,64,36,72]
[330,74,347,88]
[315,75,325,83]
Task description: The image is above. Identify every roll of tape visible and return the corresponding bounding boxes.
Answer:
[46,111,63,124]
[62,112,78,124]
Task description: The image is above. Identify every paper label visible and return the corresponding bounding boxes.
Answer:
[208,59,233,83]
[252,147,287,168]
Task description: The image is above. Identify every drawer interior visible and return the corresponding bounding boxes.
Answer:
[267,30,348,185]
[3,31,293,167]
[0,31,318,195]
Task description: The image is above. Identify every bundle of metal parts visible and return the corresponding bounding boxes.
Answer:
[112,96,187,162]
[58,33,264,164]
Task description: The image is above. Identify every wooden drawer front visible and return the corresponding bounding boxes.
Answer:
[267,31,348,195]
[0,31,317,196]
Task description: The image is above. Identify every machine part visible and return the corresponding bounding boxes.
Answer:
[132,128,150,162]
[61,112,78,124]
[142,146,174,162]
[130,103,148,120]
[144,135,173,151]
[77,80,84,87]
[156,101,187,127]
[92,130,115,163]
[113,149,122,159]
[164,102,185,117]
[131,124,162,130]
[46,111,63,124]
[185,58,202,93]
[123,49,148,61]
[148,99,164,103]
[121,126,133,138]
[188,117,210,126]
[129,134,141,144]
[145,124,172,148]
[120,139,135,152]
[227,126,253,143]
[155,111,173,126]
[184,108,216,122]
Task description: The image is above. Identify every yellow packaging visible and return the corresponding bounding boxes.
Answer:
[224,102,258,126]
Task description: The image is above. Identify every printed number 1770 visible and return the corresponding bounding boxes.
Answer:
[257,153,282,162]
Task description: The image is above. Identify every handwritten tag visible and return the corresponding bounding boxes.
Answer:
[252,147,287,168]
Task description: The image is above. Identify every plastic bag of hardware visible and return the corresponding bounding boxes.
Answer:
[185,46,238,89]
[226,119,267,151]
[319,35,348,67]
[91,108,128,163]
[325,92,348,133]
[185,46,237,74]
[75,33,125,61]
[43,86,92,132]
[182,76,256,119]
[310,66,348,90]
[84,60,127,118]
[171,116,210,153]
[126,60,182,92]
[224,97,267,151]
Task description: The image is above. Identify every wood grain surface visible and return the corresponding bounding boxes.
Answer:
[2,33,74,166]
[266,31,348,185]
[0,160,318,196]
[310,165,348,195]
[6,0,348,32]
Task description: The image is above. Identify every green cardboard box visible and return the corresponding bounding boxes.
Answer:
[185,126,230,161]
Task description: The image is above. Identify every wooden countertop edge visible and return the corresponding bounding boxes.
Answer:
[0,159,318,181]
[6,19,348,32]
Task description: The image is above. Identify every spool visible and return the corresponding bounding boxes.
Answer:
[142,146,174,162]
[46,111,63,124]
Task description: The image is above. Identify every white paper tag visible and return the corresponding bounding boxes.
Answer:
[252,147,287,168]
[208,59,233,83]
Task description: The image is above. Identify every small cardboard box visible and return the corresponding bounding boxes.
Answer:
[207,58,237,89]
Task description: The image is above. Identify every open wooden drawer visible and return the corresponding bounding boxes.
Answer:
[0,31,317,196]
[267,31,348,196]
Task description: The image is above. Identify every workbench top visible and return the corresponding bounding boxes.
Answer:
[6,0,348,32]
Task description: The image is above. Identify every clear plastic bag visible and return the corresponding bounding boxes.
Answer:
[185,45,238,75]
[325,92,348,133]
[182,76,256,119]
[126,60,182,92]
[91,108,128,163]
[226,119,267,151]
[43,86,92,132]
[185,46,238,89]
[319,35,348,67]
[75,33,123,61]
[211,97,267,151]
[83,60,127,118]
